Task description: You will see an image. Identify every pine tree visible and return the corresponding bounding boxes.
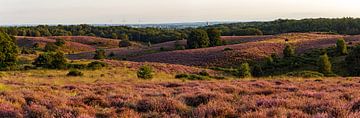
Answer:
[318,53,332,74]
[0,31,19,70]
[283,44,295,58]
[238,63,252,78]
[336,38,348,55]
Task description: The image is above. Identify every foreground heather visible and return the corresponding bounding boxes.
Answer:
[1,76,360,118]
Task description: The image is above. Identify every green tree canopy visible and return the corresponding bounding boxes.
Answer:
[345,46,360,76]
[207,28,222,46]
[187,29,210,49]
[336,38,348,55]
[238,63,252,78]
[33,51,67,69]
[0,31,19,70]
[318,53,332,74]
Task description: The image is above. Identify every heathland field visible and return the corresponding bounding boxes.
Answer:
[2,18,360,117]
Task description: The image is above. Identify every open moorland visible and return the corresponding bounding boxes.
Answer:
[2,18,360,117]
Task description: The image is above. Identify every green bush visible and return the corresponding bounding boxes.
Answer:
[286,71,324,78]
[175,74,209,80]
[336,38,348,55]
[346,46,360,76]
[0,31,19,70]
[87,61,107,70]
[187,29,210,49]
[67,70,84,76]
[207,28,222,46]
[55,38,66,46]
[223,48,233,51]
[317,53,332,74]
[44,43,59,52]
[238,63,252,78]
[93,49,106,60]
[33,51,67,69]
[21,48,36,54]
[137,65,154,79]
[199,70,210,76]
[283,44,295,58]
[175,74,189,79]
[66,63,87,69]
[119,40,132,47]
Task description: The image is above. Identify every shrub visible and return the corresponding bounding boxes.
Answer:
[0,31,19,70]
[93,49,106,60]
[21,48,36,54]
[33,51,67,69]
[137,65,154,79]
[108,52,115,58]
[318,53,332,74]
[336,38,348,55]
[188,74,209,80]
[238,63,252,78]
[44,43,59,52]
[175,74,189,79]
[175,74,209,80]
[345,46,360,76]
[32,43,40,49]
[207,28,222,46]
[187,29,210,49]
[66,63,87,69]
[283,44,295,58]
[286,71,324,78]
[87,61,107,70]
[67,70,84,76]
[199,70,210,76]
[175,40,185,50]
[183,93,216,107]
[119,40,132,47]
[55,38,66,46]
[223,48,233,51]
[0,103,22,118]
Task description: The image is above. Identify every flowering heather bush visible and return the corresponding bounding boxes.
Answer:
[0,76,359,117]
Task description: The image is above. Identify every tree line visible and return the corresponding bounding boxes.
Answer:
[209,17,360,35]
[0,25,185,43]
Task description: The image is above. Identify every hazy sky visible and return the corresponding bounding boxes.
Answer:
[1,0,360,25]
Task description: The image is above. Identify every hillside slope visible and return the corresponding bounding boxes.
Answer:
[130,33,351,67]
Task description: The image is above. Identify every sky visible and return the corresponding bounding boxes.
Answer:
[1,0,360,25]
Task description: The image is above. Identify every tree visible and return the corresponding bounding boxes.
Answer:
[238,63,252,78]
[187,29,210,49]
[0,31,19,70]
[55,38,66,46]
[137,65,154,79]
[94,49,106,59]
[345,46,360,76]
[119,34,129,40]
[318,53,332,74]
[111,33,118,39]
[283,44,295,58]
[33,51,67,69]
[336,38,348,55]
[34,31,41,37]
[207,28,222,46]
[44,43,59,52]
[119,40,132,47]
